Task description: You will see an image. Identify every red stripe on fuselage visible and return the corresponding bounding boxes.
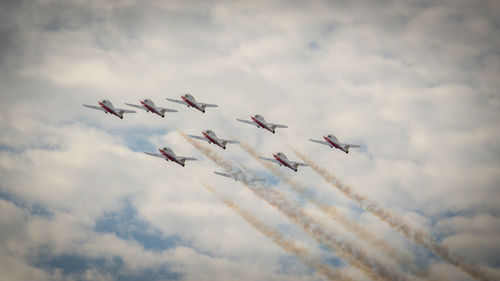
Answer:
[159,149,176,162]
[251,116,270,131]
[273,154,291,169]
[99,102,117,116]
[141,101,159,115]
[202,132,221,147]
[324,136,340,149]
[181,96,197,108]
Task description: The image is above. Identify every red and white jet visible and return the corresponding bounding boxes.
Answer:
[259,152,309,172]
[125,98,177,118]
[236,114,288,134]
[144,147,197,167]
[187,130,239,149]
[309,134,361,154]
[166,94,218,113]
[83,100,136,119]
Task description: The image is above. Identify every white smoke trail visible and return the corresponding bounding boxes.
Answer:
[236,141,427,279]
[180,131,410,281]
[290,145,493,281]
[202,183,354,281]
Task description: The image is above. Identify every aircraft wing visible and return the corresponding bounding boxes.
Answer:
[187,135,209,143]
[236,119,258,127]
[269,123,288,128]
[181,157,197,161]
[259,157,281,165]
[222,139,239,144]
[166,98,188,106]
[214,171,237,180]
[144,152,168,160]
[83,104,106,112]
[159,107,178,113]
[117,108,136,114]
[125,103,148,111]
[293,161,309,167]
[344,144,361,148]
[309,139,331,147]
[201,103,218,108]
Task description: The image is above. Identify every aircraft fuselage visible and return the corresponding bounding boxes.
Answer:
[324,136,349,153]
[98,100,123,119]
[202,131,225,149]
[140,100,163,117]
[181,95,205,113]
[273,153,297,172]
[159,148,184,166]
[251,115,275,133]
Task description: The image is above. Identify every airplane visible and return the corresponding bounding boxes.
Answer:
[166,94,218,113]
[236,114,288,133]
[83,100,136,119]
[214,171,245,181]
[214,170,265,182]
[187,130,239,149]
[125,98,177,118]
[144,147,197,167]
[259,152,309,172]
[309,134,361,154]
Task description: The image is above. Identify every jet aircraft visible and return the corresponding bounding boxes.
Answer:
[236,114,288,133]
[259,152,309,172]
[166,94,218,113]
[187,130,239,149]
[83,100,136,119]
[125,99,177,118]
[214,170,265,182]
[145,147,197,167]
[309,134,361,153]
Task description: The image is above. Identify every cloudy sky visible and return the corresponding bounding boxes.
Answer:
[1,0,499,280]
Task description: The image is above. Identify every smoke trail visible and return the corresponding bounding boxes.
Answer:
[202,183,353,281]
[236,142,426,278]
[290,146,492,281]
[180,132,409,281]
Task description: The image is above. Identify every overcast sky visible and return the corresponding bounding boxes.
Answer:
[1,0,499,280]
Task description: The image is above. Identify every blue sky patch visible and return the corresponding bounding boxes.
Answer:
[94,200,183,252]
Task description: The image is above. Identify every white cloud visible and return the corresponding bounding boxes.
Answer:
[0,0,499,280]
